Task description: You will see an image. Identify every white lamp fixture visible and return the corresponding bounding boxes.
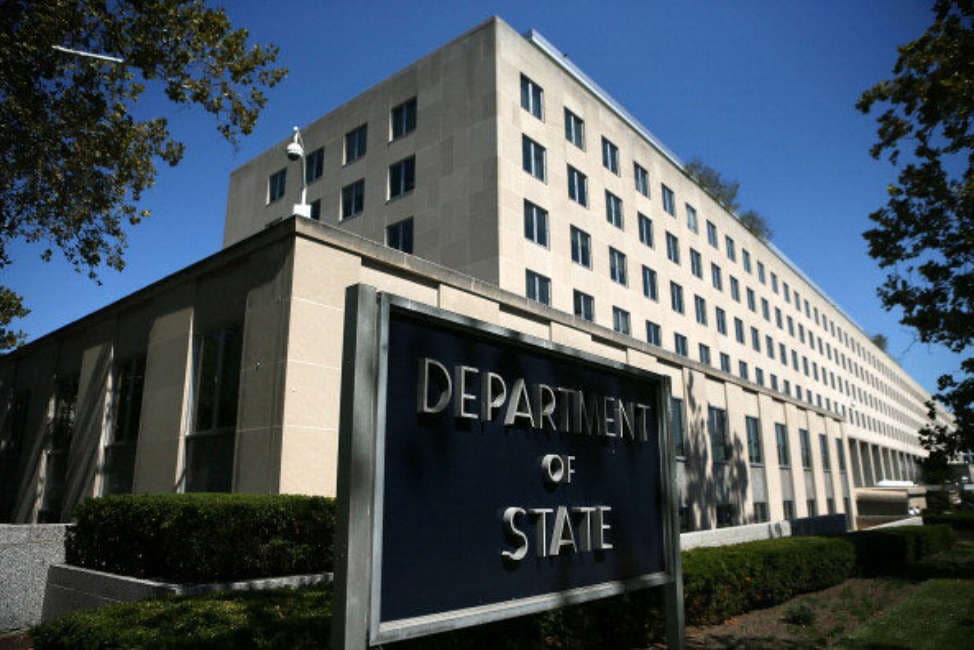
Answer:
[286,125,311,218]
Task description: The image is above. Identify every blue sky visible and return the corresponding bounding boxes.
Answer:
[5,0,960,396]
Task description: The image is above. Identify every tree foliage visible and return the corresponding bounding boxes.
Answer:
[870,333,889,352]
[857,0,974,456]
[685,158,741,211]
[737,209,773,242]
[0,0,286,348]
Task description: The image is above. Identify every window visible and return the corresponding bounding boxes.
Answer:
[666,232,680,264]
[746,416,763,464]
[709,406,729,463]
[389,155,416,198]
[634,163,649,196]
[747,287,756,311]
[757,261,766,284]
[670,282,684,313]
[799,429,813,469]
[725,236,736,261]
[820,433,831,470]
[771,272,779,294]
[742,248,752,273]
[310,199,321,221]
[751,327,760,351]
[674,333,688,356]
[0,389,30,517]
[642,265,658,300]
[690,248,702,277]
[522,135,546,181]
[807,499,818,517]
[520,74,543,119]
[775,307,783,329]
[612,307,631,335]
[605,191,623,228]
[646,320,661,346]
[523,200,548,246]
[187,326,242,493]
[686,204,698,232]
[305,147,324,183]
[662,184,675,215]
[525,270,551,305]
[699,344,711,366]
[783,500,796,520]
[706,220,718,247]
[711,263,723,291]
[268,168,287,203]
[609,247,627,285]
[567,166,588,205]
[391,97,417,139]
[836,439,846,471]
[570,226,591,267]
[716,503,736,528]
[386,218,414,253]
[602,137,619,174]
[784,282,791,301]
[103,355,146,495]
[345,124,368,163]
[341,179,365,219]
[775,423,791,466]
[753,502,770,523]
[565,108,584,147]
[694,295,707,325]
[761,298,770,321]
[739,360,748,380]
[755,367,764,385]
[719,352,731,372]
[734,317,745,343]
[770,374,778,390]
[671,397,686,457]
[638,213,653,247]
[730,276,740,302]
[715,307,727,335]
[573,290,594,321]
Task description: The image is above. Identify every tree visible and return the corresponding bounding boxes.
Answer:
[870,333,889,352]
[0,0,287,348]
[685,158,741,211]
[737,209,773,242]
[857,0,974,457]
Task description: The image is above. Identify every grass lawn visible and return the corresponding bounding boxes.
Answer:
[837,578,974,649]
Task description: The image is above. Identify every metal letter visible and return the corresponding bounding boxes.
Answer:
[504,378,535,427]
[533,383,558,431]
[565,455,575,484]
[501,507,529,561]
[618,399,636,440]
[572,506,596,551]
[595,506,614,550]
[528,508,553,557]
[417,357,452,414]
[453,365,480,419]
[481,371,507,422]
[635,403,652,442]
[603,396,617,437]
[548,505,577,556]
[541,454,564,484]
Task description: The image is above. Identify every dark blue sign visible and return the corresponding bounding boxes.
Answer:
[378,307,666,625]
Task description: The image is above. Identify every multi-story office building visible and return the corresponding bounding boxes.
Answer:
[0,18,948,528]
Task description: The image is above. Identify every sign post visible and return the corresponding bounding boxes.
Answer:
[333,285,684,648]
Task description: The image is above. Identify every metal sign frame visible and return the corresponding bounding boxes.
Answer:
[332,285,684,648]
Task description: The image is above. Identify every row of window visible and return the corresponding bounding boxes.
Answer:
[519,71,918,435]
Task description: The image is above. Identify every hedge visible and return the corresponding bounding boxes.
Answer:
[923,511,974,531]
[681,536,855,625]
[847,524,956,576]
[66,494,336,583]
[32,583,332,650]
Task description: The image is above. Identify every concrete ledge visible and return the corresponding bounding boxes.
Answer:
[681,521,791,550]
[41,564,333,623]
[0,524,69,631]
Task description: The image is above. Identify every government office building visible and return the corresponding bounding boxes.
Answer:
[0,18,948,531]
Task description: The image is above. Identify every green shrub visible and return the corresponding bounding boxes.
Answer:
[924,511,974,531]
[32,584,331,649]
[847,524,956,576]
[681,536,855,625]
[783,602,816,626]
[67,494,336,583]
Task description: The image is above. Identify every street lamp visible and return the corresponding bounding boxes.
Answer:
[285,125,312,218]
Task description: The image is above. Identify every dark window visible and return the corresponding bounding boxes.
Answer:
[634,163,649,196]
[341,179,365,219]
[573,290,594,321]
[602,137,619,174]
[605,191,623,228]
[520,74,544,119]
[746,415,763,464]
[525,270,551,305]
[570,226,591,267]
[103,355,146,495]
[612,307,631,335]
[523,200,548,246]
[305,148,324,184]
[776,423,790,466]
[345,124,368,163]
[709,406,729,463]
[662,184,675,215]
[387,218,414,253]
[565,108,584,147]
[638,213,653,247]
[646,320,661,346]
[642,266,658,300]
[310,199,321,221]
[391,97,417,139]
[268,169,286,203]
[389,156,416,199]
[522,136,546,181]
[186,327,242,493]
[671,397,686,457]
[567,165,588,205]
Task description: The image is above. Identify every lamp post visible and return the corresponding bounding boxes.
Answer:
[286,125,312,218]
